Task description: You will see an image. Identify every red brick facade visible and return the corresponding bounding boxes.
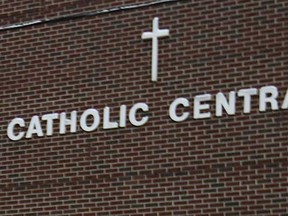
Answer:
[1,0,288,215]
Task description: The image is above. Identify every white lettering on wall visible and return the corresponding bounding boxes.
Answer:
[7,103,150,141]
[169,98,189,122]
[7,118,25,141]
[80,109,100,132]
[42,113,59,136]
[119,105,127,128]
[194,94,211,119]
[129,103,149,126]
[281,89,288,109]
[103,107,118,129]
[259,86,279,112]
[238,88,258,114]
[216,91,236,117]
[60,111,77,134]
[26,116,44,138]
[6,85,288,141]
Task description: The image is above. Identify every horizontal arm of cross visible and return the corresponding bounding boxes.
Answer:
[142,32,153,39]
[157,29,169,38]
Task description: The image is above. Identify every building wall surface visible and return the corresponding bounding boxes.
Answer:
[1,0,288,215]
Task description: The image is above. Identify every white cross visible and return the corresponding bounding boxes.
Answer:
[142,17,170,82]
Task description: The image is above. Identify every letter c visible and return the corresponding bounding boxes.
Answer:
[129,103,149,127]
[169,98,189,122]
[7,118,25,141]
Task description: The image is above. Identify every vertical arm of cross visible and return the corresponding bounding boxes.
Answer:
[142,17,170,82]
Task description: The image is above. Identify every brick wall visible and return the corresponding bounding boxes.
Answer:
[1,0,288,215]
